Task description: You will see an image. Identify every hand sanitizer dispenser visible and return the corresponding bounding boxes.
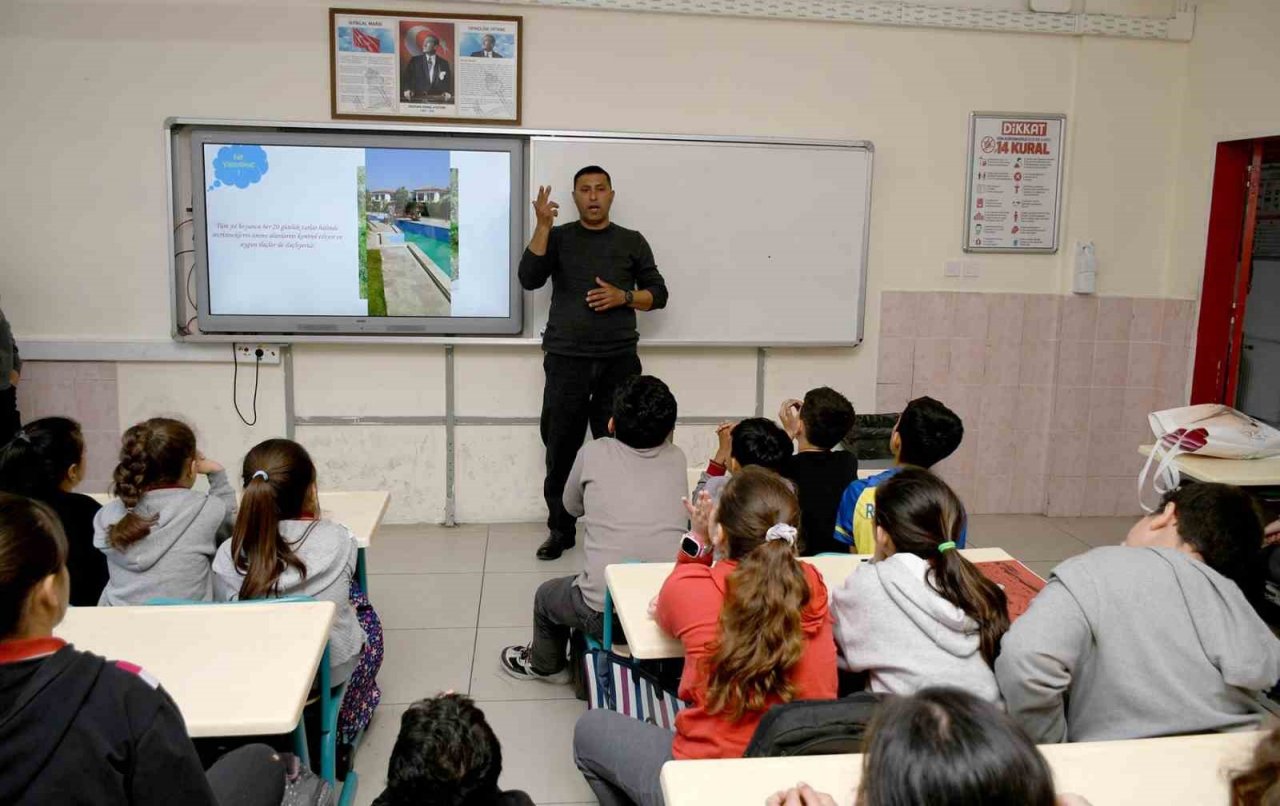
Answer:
[1074,241,1097,295]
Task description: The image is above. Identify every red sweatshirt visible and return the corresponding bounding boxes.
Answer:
[654,559,838,760]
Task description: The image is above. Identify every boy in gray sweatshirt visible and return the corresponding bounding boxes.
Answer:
[996,482,1280,743]
[500,375,687,683]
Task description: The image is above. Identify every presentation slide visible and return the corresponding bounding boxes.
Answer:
[203,144,511,318]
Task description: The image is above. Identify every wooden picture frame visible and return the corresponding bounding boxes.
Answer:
[330,8,522,125]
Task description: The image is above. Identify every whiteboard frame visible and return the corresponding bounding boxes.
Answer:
[166,117,873,347]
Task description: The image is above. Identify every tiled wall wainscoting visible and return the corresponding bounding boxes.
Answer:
[13,362,119,493]
[878,292,1194,517]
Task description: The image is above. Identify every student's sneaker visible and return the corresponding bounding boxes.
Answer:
[500,644,571,684]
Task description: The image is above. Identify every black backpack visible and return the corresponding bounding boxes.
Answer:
[744,693,885,758]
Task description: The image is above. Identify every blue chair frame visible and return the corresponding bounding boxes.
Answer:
[145,596,361,803]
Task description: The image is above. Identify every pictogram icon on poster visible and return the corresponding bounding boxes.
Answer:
[981,136,996,153]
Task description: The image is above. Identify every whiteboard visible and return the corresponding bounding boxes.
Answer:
[529,136,873,346]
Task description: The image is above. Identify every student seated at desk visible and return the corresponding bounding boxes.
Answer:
[766,688,1088,806]
[832,469,1008,702]
[0,418,108,606]
[997,483,1280,743]
[372,693,533,806]
[834,396,964,555]
[692,417,793,503]
[573,468,837,806]
[0,493,286,806]
[776,387,858,556]
[213,438,383,747]
[94,417,235,605]
[501,376,687,685]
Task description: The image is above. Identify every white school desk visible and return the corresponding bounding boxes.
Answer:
[55,601,335,737]
[606,548,1014,660]
[660,730,1265,806]
[1139,445,1280,486]
[89,490,390,590]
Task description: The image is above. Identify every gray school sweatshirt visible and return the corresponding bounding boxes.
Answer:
[212,519,363,679]
[996,545,1280,743]
[832,552,1000,702]
[93,471,236,605]
[0,305,20,391]
[563,437,688,612]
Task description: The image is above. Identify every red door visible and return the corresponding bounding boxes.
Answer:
[1192,139,1271,404]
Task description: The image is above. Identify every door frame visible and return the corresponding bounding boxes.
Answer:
[1191,139,1266,404]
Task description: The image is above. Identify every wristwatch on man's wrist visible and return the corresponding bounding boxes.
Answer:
[624,289,634,306]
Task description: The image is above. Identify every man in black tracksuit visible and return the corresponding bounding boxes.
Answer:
[518,166,669,560]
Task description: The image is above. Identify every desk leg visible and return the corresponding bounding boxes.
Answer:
[603,589,613,650]
[292,717,311,771]
[356,548,368,594]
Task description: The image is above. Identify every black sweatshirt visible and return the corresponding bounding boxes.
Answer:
[46,491,109,607]
[0,639,218,805]
[518,222,668,358]
[777,451,860,557]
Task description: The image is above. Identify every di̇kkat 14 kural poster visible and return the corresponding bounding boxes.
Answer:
[964,112,1066,254]
[330,8,522,125]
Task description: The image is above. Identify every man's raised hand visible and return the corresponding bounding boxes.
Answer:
[533,185,559,229]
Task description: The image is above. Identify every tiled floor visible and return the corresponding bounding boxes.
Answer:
[350,515,1135,806]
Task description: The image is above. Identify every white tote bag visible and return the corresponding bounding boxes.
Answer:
[1139,404,1280,511]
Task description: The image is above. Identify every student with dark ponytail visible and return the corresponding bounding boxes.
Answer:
[212,438,383,748]
[0,418,108,605]
[94,418,234,605]
[832,468,1008,701]
[0,493,286,806]
[573,467,837,806]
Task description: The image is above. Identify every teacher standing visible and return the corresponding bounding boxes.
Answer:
[518,166,669,560]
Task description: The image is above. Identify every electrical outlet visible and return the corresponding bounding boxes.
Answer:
[963,260,982,278]
[234,344,283,364]
[944,260,963,278]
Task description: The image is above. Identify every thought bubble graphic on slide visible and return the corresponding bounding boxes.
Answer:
[209,145,269,190]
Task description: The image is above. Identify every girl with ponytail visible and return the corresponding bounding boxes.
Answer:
[0,418,107,605]
[831,467,1009,702]
[573,467,837,806]
[93,418,234,605]
[212,438,383,749]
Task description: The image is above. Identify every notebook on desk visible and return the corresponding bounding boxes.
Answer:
[978,560,1046,621]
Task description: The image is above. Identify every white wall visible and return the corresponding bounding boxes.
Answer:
[6,0,1268,522]
[1167,0,1280,299]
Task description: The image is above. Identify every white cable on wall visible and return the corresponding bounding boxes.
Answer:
[468,0,1195,41]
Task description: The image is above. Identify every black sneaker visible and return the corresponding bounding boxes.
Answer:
[536,533,575,560]
[499,644,570,684]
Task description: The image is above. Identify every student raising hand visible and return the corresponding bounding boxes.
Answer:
[765,783,837,806]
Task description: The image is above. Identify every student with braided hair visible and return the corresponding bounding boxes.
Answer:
[93,418,233,605]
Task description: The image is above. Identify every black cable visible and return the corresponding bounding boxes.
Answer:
[231,343,260,426]
[174,218,194,233]
[173,245,197,312]
[184,260,197,309]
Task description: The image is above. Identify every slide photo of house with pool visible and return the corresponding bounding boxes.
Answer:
[362,148,459,316]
